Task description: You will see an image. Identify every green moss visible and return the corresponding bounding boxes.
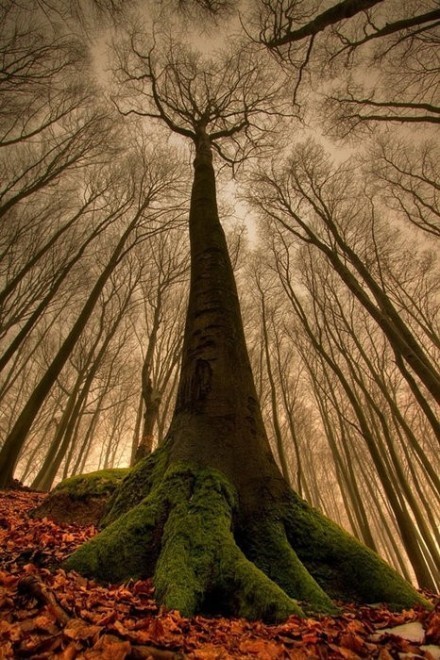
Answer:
[65,460,429,623]
[283,492,429,610]
[66,461,302,622]
[154,465,303,622]
[241,517,338,615]
[101,443,170,526]
[54,468,130,498]
[64,481,167,582]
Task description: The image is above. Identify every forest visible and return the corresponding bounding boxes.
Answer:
[0,0,439,657]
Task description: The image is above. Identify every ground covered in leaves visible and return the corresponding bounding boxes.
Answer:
[0,489,439,659]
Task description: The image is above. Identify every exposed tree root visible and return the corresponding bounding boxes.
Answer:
[17,575,70,625]
[240,518,337,614]
[65,460,429,622]
[283,492,427,609]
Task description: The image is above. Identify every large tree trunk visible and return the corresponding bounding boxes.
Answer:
[65,133,428,621]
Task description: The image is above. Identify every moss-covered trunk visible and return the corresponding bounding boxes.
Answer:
[65,132,429,621]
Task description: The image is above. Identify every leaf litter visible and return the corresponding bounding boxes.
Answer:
[0,489,438,659]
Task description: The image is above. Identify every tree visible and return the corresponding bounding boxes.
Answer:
[0,139,184,488]
[0,1,87,148]
[31,267,140,491]
[264,229,439,589]
[249,140,440,412]
[251,1,440,130]
[132,228,189,463]
[64,32,425,621]
[256,0,383,50]
[370,139,440,238]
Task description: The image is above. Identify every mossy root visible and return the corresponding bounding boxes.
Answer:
[66,464,303,622]
[101,443,169,526]
[284,492,430,609]
[154,466,303,621]
[242,518,338,615]
[64,490,165,582]
[65,462,428,622]
[53,467,130,498]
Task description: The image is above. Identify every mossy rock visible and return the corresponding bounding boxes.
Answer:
[31,468,130,526]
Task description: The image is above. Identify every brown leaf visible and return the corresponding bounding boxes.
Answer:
[34,613,59,634]
[426,612,440,644]
[64,618,102,641]
[377,649,394,660]
[238,638,282,658]
[339,631,365,653]
[58,642,80,659]
[281,650,309,660]
[97,610,118,626]
[111,618,134,638]
[0,572,17,587]
[149,617,165,640]
[328,643,361,659]
[190,643,228,659]
[84,634,131,659]
[61,533,77,543]
[0,640,14,659]
[0,620,22,642]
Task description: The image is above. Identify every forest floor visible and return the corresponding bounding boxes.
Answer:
[0,489,439,660]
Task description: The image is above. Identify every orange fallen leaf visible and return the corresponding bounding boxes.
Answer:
[426,612,440,644]
[0,620,22,642]
[84,634,131,659]
[339,631,365,653]
[238,638,282,658]
[58,641,80,659]
[328,643,361,659]
[64,618,102,641]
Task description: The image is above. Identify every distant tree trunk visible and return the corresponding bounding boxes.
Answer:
[0,212,112,374]
[130,391,144,466]
[133,297,162,463]
[258,293,291,485]
[0,208,144,488]
[31,280,135,491]
[134,377,162,461]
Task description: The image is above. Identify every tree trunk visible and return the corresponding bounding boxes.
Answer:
[65,133,427,621]
[0,208,142,488]
[134,377,161,462]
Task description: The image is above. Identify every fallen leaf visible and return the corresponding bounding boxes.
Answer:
[64,618,102,641]
[84,634,131,659]
[238,638,282,658]
[426,613,440,644]
[377,649,394,660]
[328,643,361,659]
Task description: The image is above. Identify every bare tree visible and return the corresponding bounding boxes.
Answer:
[370,139,440,238]
[249,140,440,411]
[256,0,383,50]
[31,264,141,491]
[250,1,440,129]
[0,139,185,488]
[65,29,424,621]
[131,228,189,463]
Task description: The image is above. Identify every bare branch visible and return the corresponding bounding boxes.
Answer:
[259,0,384,49]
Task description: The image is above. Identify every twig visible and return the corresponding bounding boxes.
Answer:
[17,574,70,625]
